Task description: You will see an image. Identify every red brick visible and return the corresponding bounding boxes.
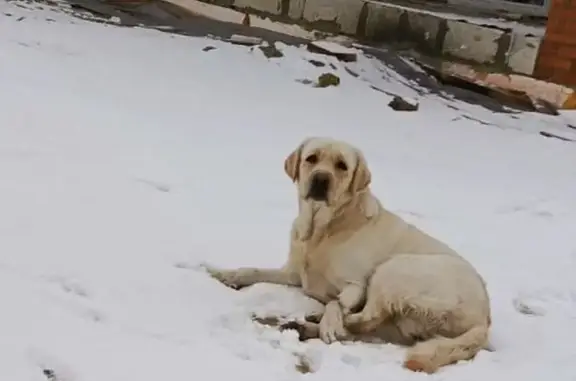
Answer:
[558,45,576,59]
[535,0,576,85]
[553,73,576,86]
[534,61,573,84]
[534,70,555,83]
[544,18,565,33]
[558,22,576,38]
[539,57,573,70]
[541,32,576,45]
[533,65,554,81]
[538,41,562,55]
[551,0,575,9]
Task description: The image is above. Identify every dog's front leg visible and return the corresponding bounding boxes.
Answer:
[337,282,366,315]
[316,283,365,343]
[279,284,365,343]
[204,265,301,290]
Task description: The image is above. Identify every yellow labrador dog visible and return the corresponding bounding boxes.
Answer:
[205,137,491,374]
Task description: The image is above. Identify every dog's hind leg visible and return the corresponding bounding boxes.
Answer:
[404,324,490,374]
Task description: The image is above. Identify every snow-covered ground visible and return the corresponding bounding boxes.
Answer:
[1,1,576,380]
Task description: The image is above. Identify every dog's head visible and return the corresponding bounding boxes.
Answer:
[284,137,371,205]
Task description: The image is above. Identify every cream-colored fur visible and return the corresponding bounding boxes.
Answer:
[205,137,491,374]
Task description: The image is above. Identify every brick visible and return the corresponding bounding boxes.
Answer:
[542,32,576,45]
[558,45,576,59]
[536,0,576,86]
[538,41,562,55]
[536,56,569,70]
[545,18,565,33]
[542,70,570,84]
[558,22,576,38]
[552,10,576,18]
[534,65,555,81]
[553,73,576,86]
[537,57,573,70]
[551,0,575,8]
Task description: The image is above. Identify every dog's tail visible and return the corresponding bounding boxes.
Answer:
[403,324,489,374]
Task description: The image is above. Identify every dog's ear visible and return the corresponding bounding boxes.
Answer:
[284,139,311,182]
[350,150,371,193]
[284,146,302,182]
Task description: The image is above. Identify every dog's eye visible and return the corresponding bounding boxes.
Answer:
[335,160,348,171]
[305,154,318,164]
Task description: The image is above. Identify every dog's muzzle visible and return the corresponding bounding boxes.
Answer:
[307,172,331,201]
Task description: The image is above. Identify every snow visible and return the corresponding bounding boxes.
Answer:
[1,1,576,380]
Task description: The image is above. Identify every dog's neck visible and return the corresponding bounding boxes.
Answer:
[295,189,381,243]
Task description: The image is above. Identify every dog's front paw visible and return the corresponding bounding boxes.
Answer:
[319,302,349,344]
[319,317,348,344]
[201,264,243,290]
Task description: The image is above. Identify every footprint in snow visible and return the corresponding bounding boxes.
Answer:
[42,276,105,322]
[173,261,198,270]
[44,276,90,299]
[496,198,555,218]
[513,290,576,318]
[340,353,362,367]
[135,178,171,193]
[395,210,425,219]
[28,348,78,381]
[531,210,554,219]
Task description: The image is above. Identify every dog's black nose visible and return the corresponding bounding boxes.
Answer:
[307,172,330,201]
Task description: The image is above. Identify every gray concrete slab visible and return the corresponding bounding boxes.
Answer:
[233,0,282,15]
[302,0,364,34]
[442,20,503,65]
[507,34,541,75]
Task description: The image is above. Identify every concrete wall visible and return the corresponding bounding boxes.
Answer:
[187,0,542,75]
[448,0,550,18]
